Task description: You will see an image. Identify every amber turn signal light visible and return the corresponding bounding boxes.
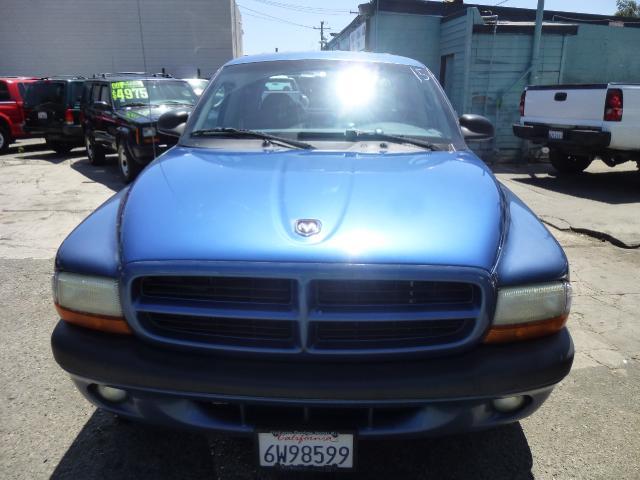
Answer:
[55,303,133,335]
[483,314,568,344]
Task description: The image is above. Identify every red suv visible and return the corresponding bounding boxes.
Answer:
[0,77,38,154]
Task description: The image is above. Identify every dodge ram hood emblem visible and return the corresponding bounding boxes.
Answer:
[295,219,322,237]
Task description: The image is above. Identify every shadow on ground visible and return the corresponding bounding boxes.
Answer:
[70,156,125,192]
[51,411,532,480]
[494,162,640,205]
[5,146,87,165]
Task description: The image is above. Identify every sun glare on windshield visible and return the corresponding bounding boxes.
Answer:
[335,66,378,110]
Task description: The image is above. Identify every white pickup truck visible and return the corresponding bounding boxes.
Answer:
[513,83,640,173]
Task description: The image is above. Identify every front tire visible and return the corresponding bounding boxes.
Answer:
[118,141,142,183]
[0,124,12,154]
[549,149,592,174]
[85,132,106,165]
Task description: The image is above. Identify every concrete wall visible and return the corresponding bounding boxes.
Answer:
[0,0,241,79]
[562,24,640,83]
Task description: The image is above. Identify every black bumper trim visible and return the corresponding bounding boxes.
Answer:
[513,124,611,147]
[51,321,574,402]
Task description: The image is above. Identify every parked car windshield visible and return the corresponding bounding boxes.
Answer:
[184,78,209,96]
[186,59,464,147]
[111,80,196,109]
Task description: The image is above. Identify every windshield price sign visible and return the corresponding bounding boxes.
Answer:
[111,80,148,102]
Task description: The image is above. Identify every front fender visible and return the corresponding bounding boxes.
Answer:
[55,188,129,277]
[495,185,569,286]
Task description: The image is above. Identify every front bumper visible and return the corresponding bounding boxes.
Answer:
[52,321,573,437]
[513,124,611,148]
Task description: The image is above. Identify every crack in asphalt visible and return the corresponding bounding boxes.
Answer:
[541,218,640,249]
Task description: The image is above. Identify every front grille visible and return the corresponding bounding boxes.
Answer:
[313,280,476,311]
[140,312,297,349]
[310,319,473,350]
[131,274,483,355]
[138,276,294,307]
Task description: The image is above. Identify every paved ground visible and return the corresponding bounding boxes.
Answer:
[495,161,640,248]
[1,139,638,479]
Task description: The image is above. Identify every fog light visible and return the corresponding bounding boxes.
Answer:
[492,395,526,413]
[96,385,127,403]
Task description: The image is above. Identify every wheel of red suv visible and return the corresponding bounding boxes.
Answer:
[85,132,106,165]
[46,139,73,155]
[0,124,10,154]
[118,141,142,183]
[549,149,592,174]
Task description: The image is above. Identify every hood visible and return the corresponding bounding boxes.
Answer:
[115,104,192,124]
[120,148,504,270]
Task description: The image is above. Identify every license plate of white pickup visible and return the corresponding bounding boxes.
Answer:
[258,432,354,469]
[548,129,564,140]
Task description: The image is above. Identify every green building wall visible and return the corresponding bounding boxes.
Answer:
[369,12,442,76]
[563,24,640,83]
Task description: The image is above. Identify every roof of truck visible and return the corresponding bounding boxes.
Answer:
[226,51,425,68]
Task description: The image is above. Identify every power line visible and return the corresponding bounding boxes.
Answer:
[238,5,316,29]
[494,0,510,6]
[247,0,351,15]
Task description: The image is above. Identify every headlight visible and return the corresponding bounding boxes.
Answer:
[485,281,571,344]
[53,272,131,334]
[142,126,157,137]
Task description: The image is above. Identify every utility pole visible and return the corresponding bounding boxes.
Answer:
[314,21,331,50]
[530,0,545,84]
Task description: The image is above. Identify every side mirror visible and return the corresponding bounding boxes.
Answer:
[158,110,189,138]
[92,100,110,110]
[459,114,494,141]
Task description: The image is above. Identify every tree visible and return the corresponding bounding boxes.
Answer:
[616,0,640,17]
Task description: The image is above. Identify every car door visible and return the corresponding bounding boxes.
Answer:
[91,83,114,148]
[0,81,18,135]
[100,84,119,151]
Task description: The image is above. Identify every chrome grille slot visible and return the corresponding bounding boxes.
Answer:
[312,280,477,312]
[140,312,297,349]
[310,319,474,350]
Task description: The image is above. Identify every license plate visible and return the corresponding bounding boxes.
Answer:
[548,130,563,140]
[258,431,354,469]
[37,111,47,120]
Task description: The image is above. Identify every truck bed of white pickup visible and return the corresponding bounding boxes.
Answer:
[513,83,640,173]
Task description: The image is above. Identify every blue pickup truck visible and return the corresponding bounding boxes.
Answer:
[51,52,573,470]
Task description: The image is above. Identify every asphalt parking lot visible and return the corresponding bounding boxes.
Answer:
[1,139,639,479]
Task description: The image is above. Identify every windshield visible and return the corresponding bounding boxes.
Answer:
[185,78,209,96]
[185,59,464,148]
[111,79,197,109]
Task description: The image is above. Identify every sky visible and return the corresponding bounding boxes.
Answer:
[240,0,621,55]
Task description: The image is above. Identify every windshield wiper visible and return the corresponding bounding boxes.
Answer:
[345,129,441,151]
[190,127,315,150]
[122,102,155,108]
[162,100,194,106]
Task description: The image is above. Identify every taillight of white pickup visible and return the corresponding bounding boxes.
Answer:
[604,88,623,122]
